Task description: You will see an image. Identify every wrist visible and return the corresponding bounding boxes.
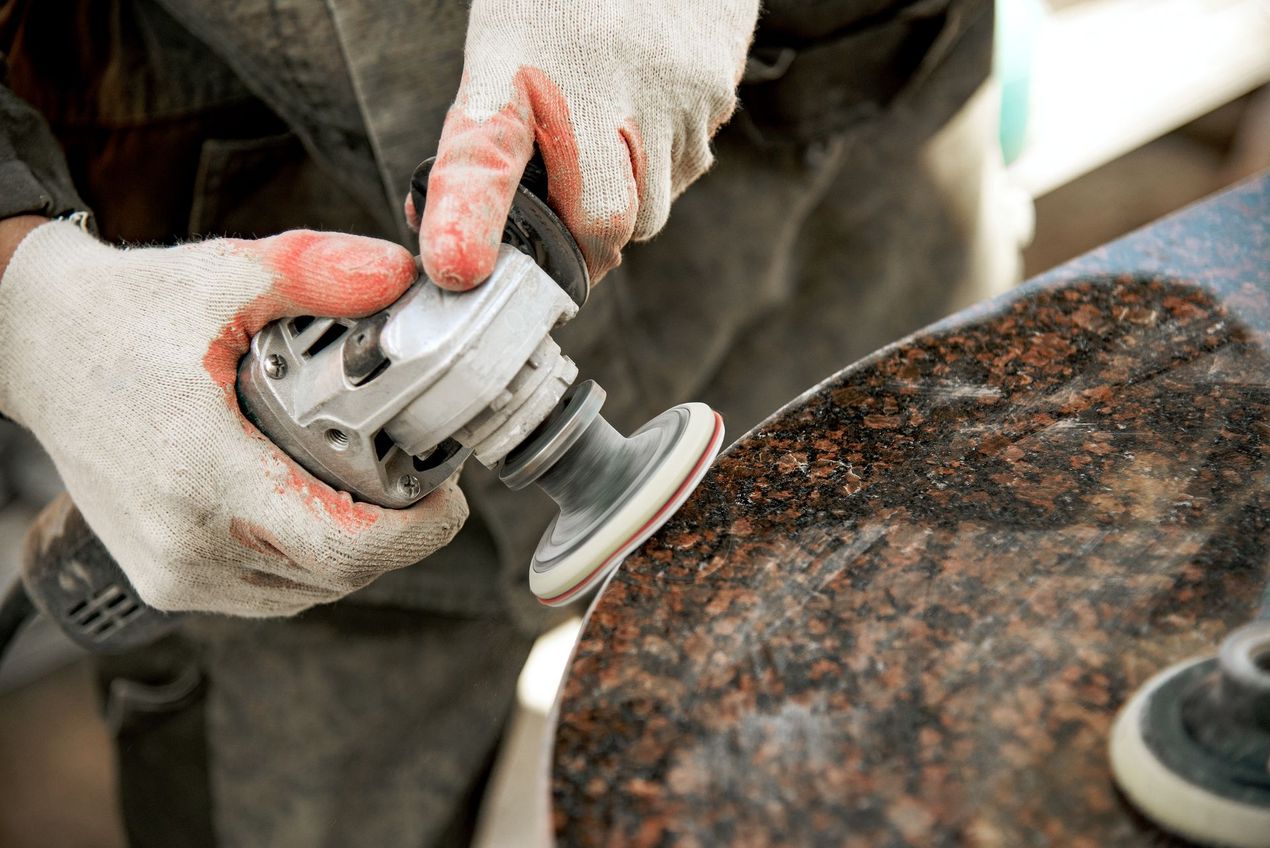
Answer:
[0,215,51,282]
[0,218,103,426]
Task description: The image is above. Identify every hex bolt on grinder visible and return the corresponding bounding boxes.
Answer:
[0,157,724,658]
[1110,616,1270,848]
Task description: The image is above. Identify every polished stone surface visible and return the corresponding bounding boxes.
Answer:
[551,176,1270,846]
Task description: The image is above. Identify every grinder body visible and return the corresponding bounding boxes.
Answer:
[238,244,581,509]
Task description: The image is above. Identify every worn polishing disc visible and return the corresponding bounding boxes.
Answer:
[529,403,724,606]
[1110,657,1270,848]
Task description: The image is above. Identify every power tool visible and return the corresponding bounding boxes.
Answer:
[0,157,724,657]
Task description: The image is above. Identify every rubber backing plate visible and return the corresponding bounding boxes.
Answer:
[529,403,724,606]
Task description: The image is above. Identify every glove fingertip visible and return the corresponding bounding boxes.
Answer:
[420,233,499,292]
[262,231,418,317]
[402,481,469,548]
[419,190,502,291]
[422,103,534,290]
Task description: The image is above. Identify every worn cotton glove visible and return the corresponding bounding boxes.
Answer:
[414,0,760,289]
[0,220,467,617]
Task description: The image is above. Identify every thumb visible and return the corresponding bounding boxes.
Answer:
[202,231,417,400]
[420,106,535,291]
[237,230,418,329]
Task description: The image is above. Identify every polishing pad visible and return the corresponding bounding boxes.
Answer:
[1110,645,1270,848]
[521,397,724,606]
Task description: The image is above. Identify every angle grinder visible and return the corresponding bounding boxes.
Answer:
[0,156,724,657]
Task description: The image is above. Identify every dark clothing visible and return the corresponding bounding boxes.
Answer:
[0,1,997,845]
[744,0,987,144]
[0,0,988,239]
[0,46,82,218]
[0,0,387,242]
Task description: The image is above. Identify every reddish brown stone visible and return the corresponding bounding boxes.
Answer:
[552,178,1269,846]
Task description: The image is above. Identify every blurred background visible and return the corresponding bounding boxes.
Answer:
[1,0,1268,845]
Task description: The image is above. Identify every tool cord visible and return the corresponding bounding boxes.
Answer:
[0,575,35,664]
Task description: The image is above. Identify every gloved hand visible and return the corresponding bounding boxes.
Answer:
[0,220,467,617]
[415,0,760,290]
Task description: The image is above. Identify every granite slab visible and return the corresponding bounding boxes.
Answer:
[551,175,1270,847]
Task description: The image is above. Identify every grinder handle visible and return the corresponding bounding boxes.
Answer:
[20,492,181,653]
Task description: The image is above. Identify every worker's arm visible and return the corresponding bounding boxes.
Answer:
[0,83,467,617]
[0,77,81,276]
[0,81,86,226]
[415,0,761,291]
[0,214,45,278]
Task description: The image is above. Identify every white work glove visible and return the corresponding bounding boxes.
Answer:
[414,0,760,289]
[0,220,467,617]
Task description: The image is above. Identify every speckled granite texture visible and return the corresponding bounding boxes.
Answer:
[551,175,1270,846]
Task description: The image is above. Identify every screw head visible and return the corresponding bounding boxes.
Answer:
[397,474,421,499]
[264,354,288,380]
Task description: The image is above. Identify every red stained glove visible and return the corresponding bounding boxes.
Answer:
[0,221,467,616]
[413,0,760,290]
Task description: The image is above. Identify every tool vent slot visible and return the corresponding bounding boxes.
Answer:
[414,439,463,472]
[288,316,315,335]
[70,585,144,641]
[304,323,349,358]
[373,429,395,462]
[350,356,390,387]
